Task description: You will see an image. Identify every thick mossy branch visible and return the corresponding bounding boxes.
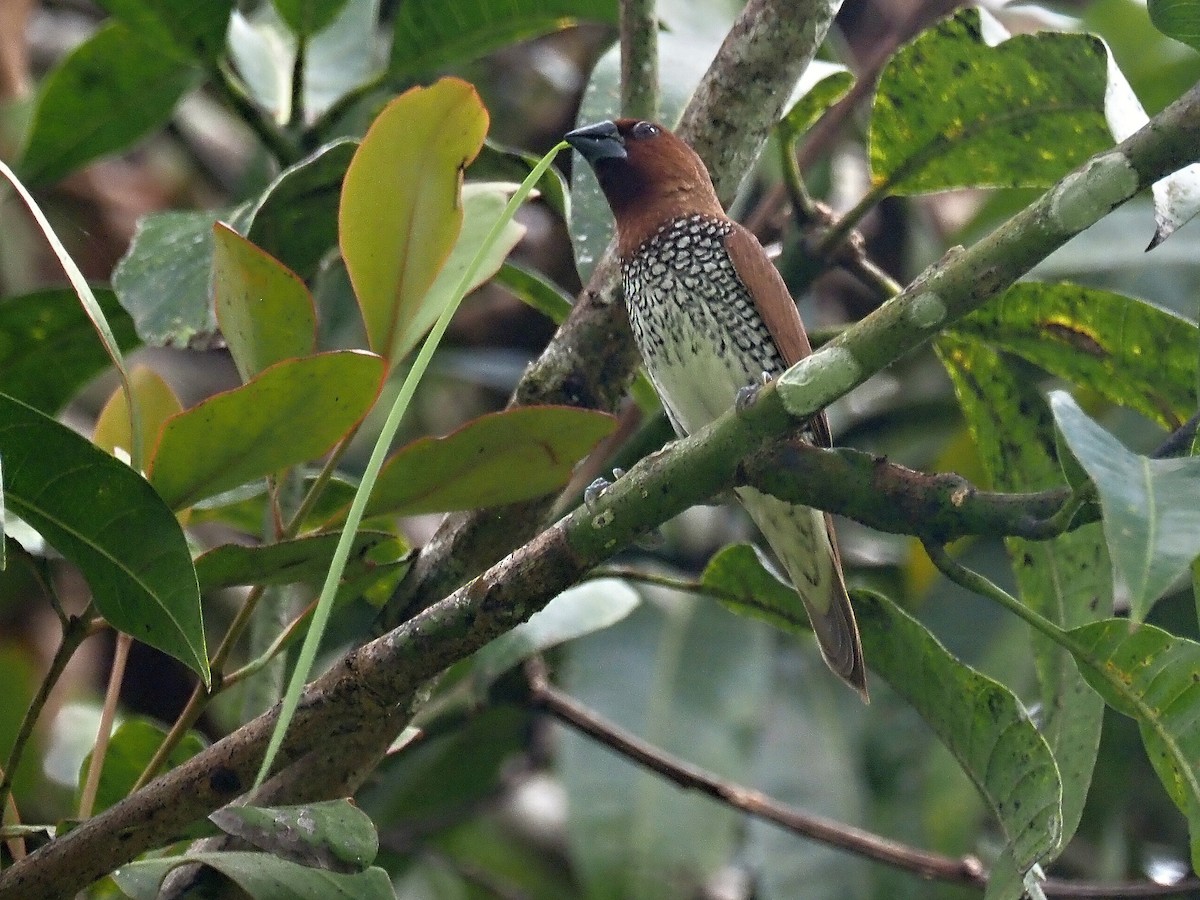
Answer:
[742,442,1074,541]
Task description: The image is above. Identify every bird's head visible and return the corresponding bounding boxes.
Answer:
[565,119,724,254]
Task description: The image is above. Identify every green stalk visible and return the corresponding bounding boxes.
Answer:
[254,141,572,786]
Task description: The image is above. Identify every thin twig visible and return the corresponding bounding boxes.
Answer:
[526,658,986,884]
[528,659,1200,897]
[0,612,90,814]
[77,633,131,819]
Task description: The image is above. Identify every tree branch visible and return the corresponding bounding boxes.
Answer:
[620,0,658,120]
[744,442,1072,540]
[525,658,987,884]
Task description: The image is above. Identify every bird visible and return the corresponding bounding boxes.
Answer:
[566,118,867,697]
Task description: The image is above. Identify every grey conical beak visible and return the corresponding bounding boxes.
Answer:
[565,121,626,165]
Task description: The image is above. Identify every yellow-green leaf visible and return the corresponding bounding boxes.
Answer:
[93,365,182,461]
[366,406,616,516]
[339,77,489,364]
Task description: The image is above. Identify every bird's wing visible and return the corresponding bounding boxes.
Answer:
[723,222,832,449]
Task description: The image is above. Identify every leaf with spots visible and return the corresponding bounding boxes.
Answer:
[871,8,1111,194]
[938,334,1106,854]
[856,589,1062,893]
[1067,619,1200,871]
[213,224,318,382]
[950,283,1197,430]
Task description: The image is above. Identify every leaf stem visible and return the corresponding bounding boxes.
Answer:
[923,541,1073,648]
[288,36,307,130]
[77,633,131,819]
[0,613,91,816]
[210,59,300,166]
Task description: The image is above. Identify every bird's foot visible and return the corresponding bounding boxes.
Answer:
[735,371,775,412]
[584,467,627,509]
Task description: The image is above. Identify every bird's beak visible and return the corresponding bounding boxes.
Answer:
[565,121,626,164]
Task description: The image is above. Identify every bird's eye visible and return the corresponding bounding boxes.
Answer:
[631,121,660,139]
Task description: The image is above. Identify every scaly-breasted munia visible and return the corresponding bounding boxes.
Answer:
[566,118,867,696]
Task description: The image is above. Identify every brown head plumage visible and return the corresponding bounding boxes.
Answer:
[565,119,725,257]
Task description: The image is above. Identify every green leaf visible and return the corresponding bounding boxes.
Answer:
[470,578,640,693]
[77,717,206,814]
[870,8,1111,194]
[113,209,239,348]
[856,589,1062,882]
[1150,0,1200,52]
[213,224,317,381]
[246,140,358,282]
[408,182,528,353]
[194,531,408,592]
[0,393,208,681]
[111,852,394,900]
[150,350,385,509]
[701,543,813,634]
[0,288,140,415]
[1068,619,1200,869]
[1050,391,1200,622]
[97,0,235,63]
[302,0,384,118]
[779,66,854,145]
[953,283,1197,429]
[229,0,383,123]
[366,405,615,516]
[114,141,350,350]
[272,0,350,37]
[389,0,617,76]
[210,799,376,872]
[494,262,573,325]
[473,139,571,221]
[20,23,199,185]
[559,595,771,897]
[938,335,1106,851]
[339,78,489,364]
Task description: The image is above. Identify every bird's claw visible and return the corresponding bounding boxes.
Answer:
[584,478,610,509]
[735,372,775,412]
[584,468,627,509]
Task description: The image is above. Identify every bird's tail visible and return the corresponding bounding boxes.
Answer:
[735,488,868,700]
